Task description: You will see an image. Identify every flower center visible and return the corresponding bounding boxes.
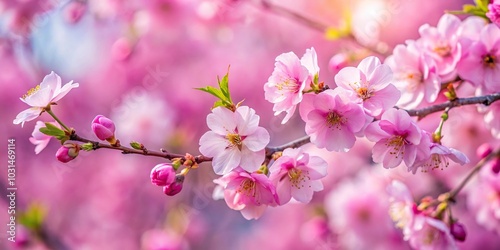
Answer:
[277,78,299,93]
[238,179,256,197]
[226,133,242,150]
[326,111,346,130]
[385,135,408,159]
[287,168,310,189]
[356,87,373,100]
[22,85,41,100]
[421,154,449,172]
[483,54,496,68]
[433,43,451,57]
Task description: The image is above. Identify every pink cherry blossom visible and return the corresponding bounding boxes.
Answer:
[365,108,429,169]
[409,143,470,174]
[385,42,441,109]
[407,214,457,250]
[300,47,320,84]
[199,106,270,175]
[335,56,400,116]
[467,167,500,234]
[213,168,278,220]
[268,148,327,205]
[13,71,79,127]
[299,89,367,152]
[387,180,417,239]
[29,121,59,154]
[264,51,308,124]
[487,2,500,27]
[457,24,500,92]
[417,13,462,81]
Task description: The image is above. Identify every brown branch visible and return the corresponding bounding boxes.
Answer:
[266,135,311,158]
[70,133,212,164]
[404,93,500,119]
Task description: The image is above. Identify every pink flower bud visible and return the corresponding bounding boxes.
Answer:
[487,3,500,27]
[56,144,80,163]
[450,222,467,242]
[477,143,493,159]
[163,175,184,196]
[150,163,176,186]
[91,115,116,141]
[491,158,500,174]
[328,53,349,72]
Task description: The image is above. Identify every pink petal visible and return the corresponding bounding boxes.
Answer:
[240,204,267,220]
[13,108,43,127]
[52,80,79,102]
[22,85,53,107]
[39,71,61,95]
[291,183,314,203]
[243,127,270,151]
[199,132,227,157]
[364,121,389,142]
[213,148,242,175]
[275,178,292,205]
[364,84,401,116]
[369,64,393,89]
[335,67,362,90]
[207,107,238,135]
[236,106,259,135]
[238,147,264,173]
[358,56,382,79]
[299,94,315,121]
[305,156,328,179]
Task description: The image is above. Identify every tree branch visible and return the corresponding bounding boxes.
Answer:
[404,93,500,119]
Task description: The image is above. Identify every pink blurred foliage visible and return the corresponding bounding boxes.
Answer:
[4,0,500,249]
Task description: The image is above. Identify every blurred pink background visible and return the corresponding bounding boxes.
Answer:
[3,0,499,249]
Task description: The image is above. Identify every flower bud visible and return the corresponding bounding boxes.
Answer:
[450,222,467,242]
[476,143,493,159]
[328,53,349,72]
[491,157,500,174]
[163,175,184,196]
[150,163,176,186]
[91,115,116,142]
[56,144,80,163]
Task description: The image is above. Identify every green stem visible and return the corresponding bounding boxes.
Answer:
[45,109,71,132]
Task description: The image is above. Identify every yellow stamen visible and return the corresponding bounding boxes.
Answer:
[226,133,242,150]
[326,111,346,130]
[483,54,496,69]
[22,85,41,99]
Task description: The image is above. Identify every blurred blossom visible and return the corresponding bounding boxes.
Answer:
[407,214,457,250]
[141,229,188,250]
[325,169,407,249]
[29,120,59,154]
[268,147,328,205]
[199,106,270,175]
[417,14,462,82]
[487,1,500,27]
[467,166,500,234]
[111,92,175,147]
[13,71,79,127]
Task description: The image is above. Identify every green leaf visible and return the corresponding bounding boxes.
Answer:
[218,69,231,102]
[39,123,65,137]
[212,100,225,109]
[195,86,227,101]
[463,4,478,13]
[475,0,490,11]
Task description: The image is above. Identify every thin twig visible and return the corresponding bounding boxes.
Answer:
[404,93,500,119]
